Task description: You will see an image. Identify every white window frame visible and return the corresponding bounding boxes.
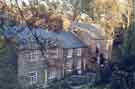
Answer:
[66,68,72,73]
[53,48,59,58]
[67,49,73,58]
[96,43,100,50]
[48,70,56,80]
[66,59,73,72]
[29,51,39,62]
[77,59,81,70]
[29,52,34,61]
[34,50,39,57]
[77,48,82,56]
[76,59,82,74]
[46,48,59,59]
[28,71,37,84]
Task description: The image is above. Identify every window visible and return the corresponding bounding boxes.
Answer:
[96,43,100,49]
[48,71,56,80]
[23,51,30,59]
[66,60,73,72]
[28,71,37,84]
[29,51,39,62]
[34,50,39,57]
[77,60,81,70]
[46,48,59,58]
[77,48,82,56]
[67,49,73,58]
[53,48,59,58]
[66,68,72,73]
[76,59,82,74]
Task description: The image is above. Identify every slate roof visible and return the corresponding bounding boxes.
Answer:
[3,22,105,50]
[16,28,87,49]
[73,22,105,40]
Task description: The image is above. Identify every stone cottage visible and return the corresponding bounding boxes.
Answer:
[16,23,106,86]
[17,29,83,86]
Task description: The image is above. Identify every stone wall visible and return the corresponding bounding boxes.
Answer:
[18,47,92,86]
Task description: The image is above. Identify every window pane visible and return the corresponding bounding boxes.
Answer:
[28,71,37,84]
[46,48,58,58]
[48,70,56,80]
[77,48,82,56]
[67,49,73,58]
[66,59,73,73]
[29,51,39,62]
